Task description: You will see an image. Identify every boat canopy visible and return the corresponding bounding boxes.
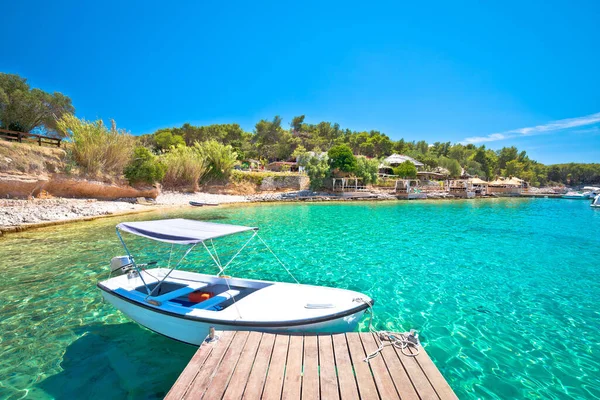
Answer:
[116,218,258,244]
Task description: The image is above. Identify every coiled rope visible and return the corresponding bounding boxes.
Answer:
[353,298,421,362]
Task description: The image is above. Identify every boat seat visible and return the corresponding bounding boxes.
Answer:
[149,282,208,303]
[193,289,240,310]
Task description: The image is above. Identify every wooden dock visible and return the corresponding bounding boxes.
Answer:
[166,331,457,400]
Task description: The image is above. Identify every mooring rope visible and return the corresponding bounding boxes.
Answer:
[353,298,421,362]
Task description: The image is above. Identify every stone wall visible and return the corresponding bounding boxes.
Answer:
[259,175,309,191]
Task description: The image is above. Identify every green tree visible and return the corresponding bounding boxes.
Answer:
[354,156,379,184]
[439,157,462,178]
[253,116,286,160]
[497,146,519,170]
[303,154,330,190]
[393,160,417,178]
[504,159,524,177]
[328,144,357,173]
[0,73,74,135]
[124,147,166,185]
[472,146,496,180]
[154,129,185,151]
[290,115,305,134]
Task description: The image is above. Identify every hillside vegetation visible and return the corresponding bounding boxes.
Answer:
[2,72,599,190]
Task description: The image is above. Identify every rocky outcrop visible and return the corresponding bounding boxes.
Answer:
[0,173,158,200]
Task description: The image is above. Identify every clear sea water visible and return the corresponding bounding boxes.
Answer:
[1,198,599,399]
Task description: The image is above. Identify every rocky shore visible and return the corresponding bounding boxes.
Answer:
[0,186,530,232]
[0,198,146,227]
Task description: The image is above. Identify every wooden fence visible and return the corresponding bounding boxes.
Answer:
[0,128,62,147]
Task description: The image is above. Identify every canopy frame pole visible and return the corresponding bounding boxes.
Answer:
[256,233,300,284]
[201,238,248,319]
[145,244,197,299]
[219,231,258,275]
[210,239,222,269]
[116,228,152,295]
[202,241,223,273]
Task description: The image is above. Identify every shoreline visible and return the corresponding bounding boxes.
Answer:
[0,191,545,237]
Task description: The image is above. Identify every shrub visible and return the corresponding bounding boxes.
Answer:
[302,153,330,190]
[392,160,417,178]
[161,145,207,191]
[196,140,237,183]
[439,157,462,178]
[230,170,265,186]
[154,129,185,151]
[124,147,166,185]
[354,156,379,185]
[56,114,135,177]
[328,144,356,173]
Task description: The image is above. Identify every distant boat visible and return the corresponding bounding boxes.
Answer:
[97,219,373,345]
[592,194,600,208]
[189,201,219,207]
[562,188,598,199]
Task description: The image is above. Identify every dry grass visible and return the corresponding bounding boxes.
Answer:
[0,140,66,175]
[56,115,136,178]
[161,146,207,191]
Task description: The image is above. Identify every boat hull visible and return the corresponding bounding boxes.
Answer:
[101,289,367,346]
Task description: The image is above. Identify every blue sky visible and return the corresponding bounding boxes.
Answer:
[1,0,599,164]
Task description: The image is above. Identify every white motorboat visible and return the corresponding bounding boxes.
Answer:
[563,187,600,200]
[592,194,600,208]
[98,219,374,345]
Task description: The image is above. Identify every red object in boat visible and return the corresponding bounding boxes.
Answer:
[188,291,214,303]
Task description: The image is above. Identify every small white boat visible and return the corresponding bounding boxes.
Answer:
[563,187,600,200]
[592,194,600,208]
[563,191,590,199]
[189,201,219,207]
[98,219,373,345]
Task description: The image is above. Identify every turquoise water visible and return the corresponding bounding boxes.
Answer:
[1,198,600,399]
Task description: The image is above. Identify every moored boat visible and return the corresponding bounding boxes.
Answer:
[563,187,600,199]
[98,219,374,345]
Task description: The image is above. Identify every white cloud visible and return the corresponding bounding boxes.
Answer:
[462,112,600,144]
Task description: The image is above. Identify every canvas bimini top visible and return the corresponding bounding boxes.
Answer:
[116,218,258,244]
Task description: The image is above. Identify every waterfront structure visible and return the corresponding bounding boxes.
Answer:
[487,177,528,196]
[395,179,426,199]
[469,177,489,196]
[448,179,476,198]
[379,154,424,175]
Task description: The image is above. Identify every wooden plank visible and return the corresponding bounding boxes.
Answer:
[165,334,224,400]
[202,331,250,400]
[281,335,303,400]
[318,335,340,400]
[345,333,379,399]
[184,331,238,398]
[262,334,290,400]
[222,331,263,400]
[359,332,400,400]
[331,334,359,400]
[374,333,420,400]
[403,335,458,400]
[392,338,440,400]
[242,332,276,399]
[167,331,456,400]
[301,335,320,400]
